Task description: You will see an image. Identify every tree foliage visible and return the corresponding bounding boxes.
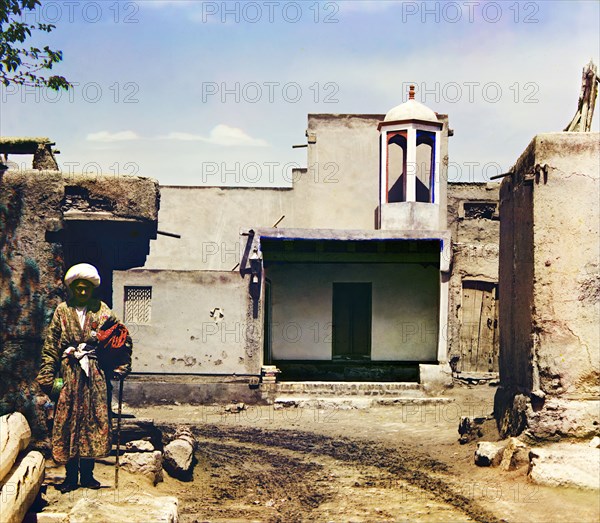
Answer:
[0,0,70,90]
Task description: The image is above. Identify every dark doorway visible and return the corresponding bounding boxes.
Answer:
[332,283,372,360]
[60,220,155,307]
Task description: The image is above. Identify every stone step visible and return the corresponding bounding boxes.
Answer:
[275,381,421,396]
[273,395,453,410]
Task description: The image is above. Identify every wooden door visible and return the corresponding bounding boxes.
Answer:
[332,283,372,360]
[458,281,498,372]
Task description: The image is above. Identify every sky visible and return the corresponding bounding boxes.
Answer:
[1,0,599,186]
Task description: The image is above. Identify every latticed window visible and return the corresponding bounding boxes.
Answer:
[124,286,152,324]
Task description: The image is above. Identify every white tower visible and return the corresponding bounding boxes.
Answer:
[377,85,445,230]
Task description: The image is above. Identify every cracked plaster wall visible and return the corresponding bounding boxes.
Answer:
[495,132,600,439]
[112,269,261,375]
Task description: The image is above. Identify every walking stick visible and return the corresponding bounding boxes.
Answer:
[114,376,124,490]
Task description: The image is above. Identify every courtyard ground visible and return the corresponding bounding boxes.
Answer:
[38,384,600,523]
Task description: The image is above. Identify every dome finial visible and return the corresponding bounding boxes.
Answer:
[383,84,438,123]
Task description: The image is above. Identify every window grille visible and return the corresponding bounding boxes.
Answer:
[124,286,152,324]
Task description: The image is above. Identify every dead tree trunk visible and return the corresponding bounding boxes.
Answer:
[0,412,32,482]
[0,451,45,523]
[564,60,599,132]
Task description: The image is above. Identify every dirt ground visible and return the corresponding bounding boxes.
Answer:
[38,384,600,523]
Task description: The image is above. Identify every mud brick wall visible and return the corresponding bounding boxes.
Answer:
[446,182,500,371]
[495,132,600,440]
[0,170,159,434]
[0,172,65,434]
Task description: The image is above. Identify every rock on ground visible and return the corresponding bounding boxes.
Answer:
[458,416,485,444]
[529,445,600,490]
[120,450,163,485]
[24,514,69,523]
[474,441,505,467]
[224,403,246,413]
[125,439,155,452]
[68,494,178,523]
[500,437,529,471]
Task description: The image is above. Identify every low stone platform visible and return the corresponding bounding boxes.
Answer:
[275,381,423,396]
[271,381,452,409]
[272,361,420,381]
[273,395,454,410]
[529,443,600,490]
[28,494,179,523]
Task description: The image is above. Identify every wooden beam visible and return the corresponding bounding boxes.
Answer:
[264,252,439,263]
[0,451,45,523]
[0,413,32,483]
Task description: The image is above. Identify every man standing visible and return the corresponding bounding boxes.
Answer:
[37,263,132,493]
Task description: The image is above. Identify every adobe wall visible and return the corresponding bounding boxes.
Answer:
[112,269,260,375]
[0,171,64,433]
[446,182,500,369]
[495,132,600,439]
[297,114,382,229]
[143,186,293,271]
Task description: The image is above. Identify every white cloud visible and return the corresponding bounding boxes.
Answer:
[165,124,269,147]
[86,130,139,143]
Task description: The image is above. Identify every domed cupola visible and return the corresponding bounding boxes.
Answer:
[377,85,445,230]
[384,93,439,124]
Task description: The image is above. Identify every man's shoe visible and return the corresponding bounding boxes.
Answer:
[80,477,101,489]
[55,480,78,493]
[56,458,79,493]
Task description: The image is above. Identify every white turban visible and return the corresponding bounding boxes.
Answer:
[64,263,101,288]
